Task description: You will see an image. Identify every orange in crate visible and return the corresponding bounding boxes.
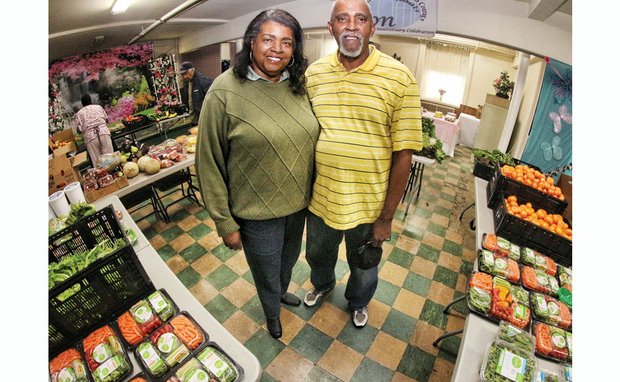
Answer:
[504,195,572,241]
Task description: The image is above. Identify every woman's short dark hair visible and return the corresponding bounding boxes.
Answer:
[81,94,92,107]
[233,9,308,95]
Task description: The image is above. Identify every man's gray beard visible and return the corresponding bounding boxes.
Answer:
[338,35,364,58]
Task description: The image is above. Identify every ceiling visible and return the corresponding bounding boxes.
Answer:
[49,0,572,63]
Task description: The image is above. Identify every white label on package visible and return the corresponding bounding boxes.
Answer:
[158,332,180,353]
[495,348,527,382]
[132,302,154,324]
[198,348,231,378]
[92,343,113,364]
[57,368,77,382]
[148,291,168,314]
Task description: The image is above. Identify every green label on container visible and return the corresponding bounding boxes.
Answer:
[496,348,527,382]
[513,304,527,320]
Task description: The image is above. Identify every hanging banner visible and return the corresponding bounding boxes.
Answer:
[521,58,572,177]
[368,0,437,38]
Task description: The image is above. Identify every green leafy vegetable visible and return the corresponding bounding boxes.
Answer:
[472,148,515,166]
[49,238,127,290]
[65,202,97,226]
[496,321,535,353]
[468,287,491,315]
[413,117,446,164]
[481,340,537,382]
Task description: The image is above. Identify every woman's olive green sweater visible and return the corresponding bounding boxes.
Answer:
[195,69,320,237]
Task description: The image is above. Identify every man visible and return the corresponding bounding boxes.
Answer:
[303,0,423,328]
[179,61,213,125]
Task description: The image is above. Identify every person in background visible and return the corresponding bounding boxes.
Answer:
[195,9,319,339]
[179,61,213,126]
[73,94,114,167]
[302,0,423,328]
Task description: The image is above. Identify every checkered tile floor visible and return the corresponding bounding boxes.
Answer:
[133,144,477,382]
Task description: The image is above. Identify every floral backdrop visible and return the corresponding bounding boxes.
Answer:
[48,43,156,134]
[149,55,181,109]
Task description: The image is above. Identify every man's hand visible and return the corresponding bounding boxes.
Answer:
[223,231,243,250]
[372,217,392,247]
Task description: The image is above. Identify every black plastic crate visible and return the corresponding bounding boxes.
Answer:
[49,204,127,263]
[486,161,567,215]
[493,193,572,267]
[473,157,496,181]
[49,244,154,356]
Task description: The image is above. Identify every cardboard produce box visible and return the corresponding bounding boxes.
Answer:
[83,176,129,203]
[48,151,89,196]
[49,129,78,157]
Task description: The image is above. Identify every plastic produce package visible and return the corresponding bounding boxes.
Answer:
[467,272,493,315]
[530,292,572,329]
[480,340,537,382]
[557,265,572,292]
[489,277,530,329]
[97,152,122,172]
[482,233,519,260]
[533,321,569,362]
[520,247,557,276]
[196,344,240,382]
[495,320,535,353]
[479,250,521,283]
[82,325,131,382]
[49,348,90,382]
[117,289,177,346]
[522,266,560,297]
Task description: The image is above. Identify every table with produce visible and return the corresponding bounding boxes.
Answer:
[449,152,573,382]
[48,195,262,382]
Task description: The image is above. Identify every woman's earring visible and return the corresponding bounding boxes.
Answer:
[287,56,295,68]
[249,51,253,62]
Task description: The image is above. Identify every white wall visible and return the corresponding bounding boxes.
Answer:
[178,0,571,64]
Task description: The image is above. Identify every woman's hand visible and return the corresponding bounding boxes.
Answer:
[223,231,243,250]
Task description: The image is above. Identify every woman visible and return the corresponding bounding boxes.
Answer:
[195,9,319,339]
[73,94,114,167]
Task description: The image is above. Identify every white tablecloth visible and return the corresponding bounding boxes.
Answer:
[423,112,459,157]
[457,113,480,148]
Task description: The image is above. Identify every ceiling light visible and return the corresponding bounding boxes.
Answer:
[111,0,133,15]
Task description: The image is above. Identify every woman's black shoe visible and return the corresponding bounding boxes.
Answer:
[280,292,301,306]
[266,317,282,338]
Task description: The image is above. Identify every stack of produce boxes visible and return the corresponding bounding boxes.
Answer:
[467,232,573,370]
[479,320,572,382]
[487,162,572,267]
[49,204,245,382]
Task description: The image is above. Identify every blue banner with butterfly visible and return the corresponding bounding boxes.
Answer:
[521,58,572,177]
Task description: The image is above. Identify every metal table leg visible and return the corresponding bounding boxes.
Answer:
[432,329,464,347]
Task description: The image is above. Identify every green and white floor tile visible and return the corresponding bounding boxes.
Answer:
[133,144,478,382]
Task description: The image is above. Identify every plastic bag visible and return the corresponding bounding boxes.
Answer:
[97,151,121,172]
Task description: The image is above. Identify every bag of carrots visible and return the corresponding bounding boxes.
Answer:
[49,348,90,382]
